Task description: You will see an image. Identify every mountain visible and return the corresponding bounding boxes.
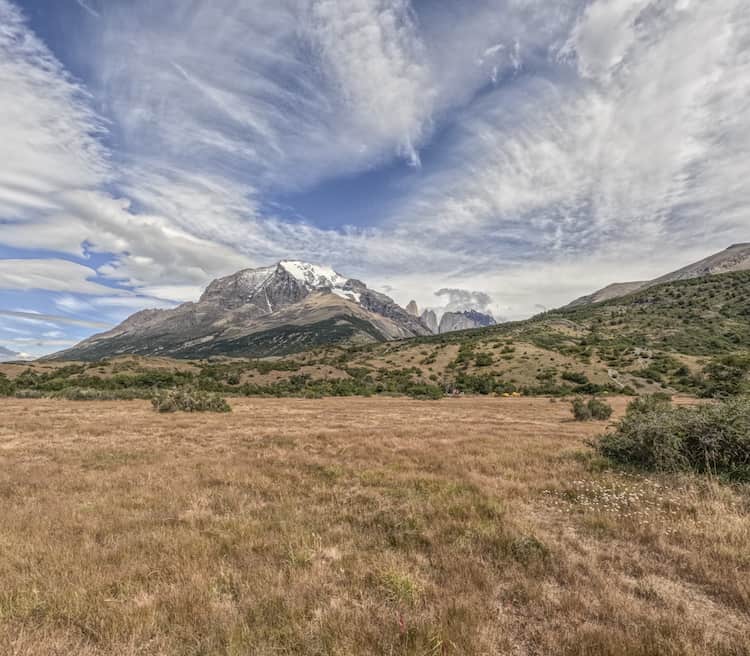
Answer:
[420,309,438,333]
[405,300,419,317]
[49,261,432,361]
[0,346,21,362]
[567,243,750,307]
[16,269,750,399]
[438,310,496,333]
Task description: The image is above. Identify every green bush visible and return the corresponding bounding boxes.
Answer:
[699,354,750,398]
[406,383,444,400]
[151,387,231,413]
[562,371,589,385]
[474,352,493,367]
[572,397,613,421]
[595,395,750,481]
[13,389,44,399]
[588,398,614,420]
[52,387,147,401]
[571,398,591,421]
[0,373,15,396]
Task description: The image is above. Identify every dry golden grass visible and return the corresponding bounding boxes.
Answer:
[0,396,748,655]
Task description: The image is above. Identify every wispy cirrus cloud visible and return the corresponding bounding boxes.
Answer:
[390,0,750,272]
[92,0,438,189]
[0,259,111,295]
[0,309,109,329]
[74,0,100,19]
[1,0,749,354]
[0,0,252,296]
[0,0,108,218]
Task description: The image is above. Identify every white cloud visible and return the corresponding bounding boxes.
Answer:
[0,1,256,301]
[0,259,111,295]
[135,285,204,303]
[0,0,108,219]
[74,0,100,18]
[91,0,440,189]
[388,0,750,271]
[0,310,110,329]
[1,0,748,338]
[55,294,93,313]
[308,0,434,167]
[560,0,653,80]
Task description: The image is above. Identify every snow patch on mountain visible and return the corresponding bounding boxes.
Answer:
[331,288,362,304]
[238,266,276,291]
[280,261,347,289]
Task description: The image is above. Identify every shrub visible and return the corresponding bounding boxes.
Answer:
[406,383,444,400]
[13,389,44,399]
[51,387,148,401]
[562,371,589,385]
[700,354,750,398]
[571,398,591,421]
[0,373,15,396]
[588,398,614,420]
[474,352,493,367]
[595,395,750,481]
[572,397,613,421]
[152,387,231,413]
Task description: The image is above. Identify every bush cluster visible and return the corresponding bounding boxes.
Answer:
[151,387,231,413]
[51,387,147,401]
[595,395,750,481]
[571,397,613,421]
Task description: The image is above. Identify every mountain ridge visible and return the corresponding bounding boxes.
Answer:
[48,261,432,361]
[567,243,750,307]
[438,310,496,333]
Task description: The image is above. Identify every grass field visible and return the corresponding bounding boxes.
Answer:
[1,397,748,655]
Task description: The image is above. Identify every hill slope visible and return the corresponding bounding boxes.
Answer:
[567,243,750,307]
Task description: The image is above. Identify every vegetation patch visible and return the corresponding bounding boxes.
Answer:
[595,395,750,481]
[572,397,614,421]
[151,387,231,413]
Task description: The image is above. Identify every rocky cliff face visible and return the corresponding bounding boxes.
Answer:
[438,310,496,333]
[49,261,433,361]
[420,309,438,334]
[405,300,419,316]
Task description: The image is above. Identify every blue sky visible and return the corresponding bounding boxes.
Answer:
[1,0,748,357]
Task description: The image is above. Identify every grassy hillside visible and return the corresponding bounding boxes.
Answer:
[2,271,748,400]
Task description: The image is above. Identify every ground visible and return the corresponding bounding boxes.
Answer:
[0,396,748,655]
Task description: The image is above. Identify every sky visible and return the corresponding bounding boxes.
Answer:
[0,0,748,357]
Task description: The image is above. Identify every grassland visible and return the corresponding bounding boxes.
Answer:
[1,396,748,655]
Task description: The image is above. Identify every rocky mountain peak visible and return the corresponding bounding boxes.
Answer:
[49,260,432,361]
[438,310,496,334]
[198,261,353,313]
[405,300,419,316]
[420,309,438,333]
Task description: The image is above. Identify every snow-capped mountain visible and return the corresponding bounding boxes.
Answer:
[49,261,432,361]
